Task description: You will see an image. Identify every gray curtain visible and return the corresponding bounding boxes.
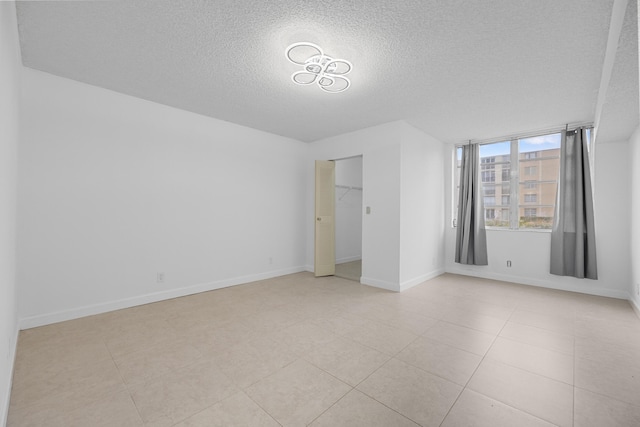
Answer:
[455,144,488,265]
[550,128,597,279]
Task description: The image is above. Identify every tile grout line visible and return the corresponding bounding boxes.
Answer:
[101,335,148,425]
[237,389,284,427]
[305,385,355,426]
[437,304,515,426]
[459,299,577,426]
[314,313,428,426]
[348,356,425,426]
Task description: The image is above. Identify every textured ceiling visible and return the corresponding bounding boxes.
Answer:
[15,0,636,143]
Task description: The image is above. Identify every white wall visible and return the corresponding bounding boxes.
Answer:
[629,125,640,313]
[18,69,308,327]
[399,127,446,289]
[307,121,445,291]
[444,141,631,299]
[0,2,21,423]
[334,157,362,263]
[335,157,363,188]
[362,144,402,289]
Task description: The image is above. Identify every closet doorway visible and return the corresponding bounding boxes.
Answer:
[334,156,363,282]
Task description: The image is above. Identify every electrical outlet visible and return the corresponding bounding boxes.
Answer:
[157,272,165,283]
[507,260,512,267]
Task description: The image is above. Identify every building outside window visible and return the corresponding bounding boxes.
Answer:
[482,170,496,182]
[454,131,571,230]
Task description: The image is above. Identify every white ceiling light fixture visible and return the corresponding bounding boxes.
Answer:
[285,42,352,93]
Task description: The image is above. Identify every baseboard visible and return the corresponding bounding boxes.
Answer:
[18,266,306,330]
[399,268,445,292]
[445,267,630,300]
[360,276,399,292]
[1,325,19,427]
[630,296,640,320]
[336,256,362,264]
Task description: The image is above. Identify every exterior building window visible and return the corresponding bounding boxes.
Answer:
[482,170,496,182]
[454,131,568,230]
[484,186,496,196]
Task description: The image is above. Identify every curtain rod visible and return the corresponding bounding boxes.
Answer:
[454,121,594,147]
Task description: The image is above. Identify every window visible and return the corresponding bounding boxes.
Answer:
[454,131,568,230]
[479,141,510,227]
[481,170,495,183]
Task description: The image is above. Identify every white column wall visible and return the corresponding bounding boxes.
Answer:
[306,122,404,290]
[629,126,640,313]
[361,144,402,289]
[307,121,446,291]
[399,128,446,289]
[0,2,21,423]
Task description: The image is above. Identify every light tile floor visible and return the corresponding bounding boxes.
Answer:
[8,272,640,426]
[334,260,361,282]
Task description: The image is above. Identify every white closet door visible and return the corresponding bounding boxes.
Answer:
[315,160,335,277]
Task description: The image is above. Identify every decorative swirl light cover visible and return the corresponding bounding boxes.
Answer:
[285,42,352,93]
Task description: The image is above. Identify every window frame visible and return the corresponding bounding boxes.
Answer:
[452,127,592,232]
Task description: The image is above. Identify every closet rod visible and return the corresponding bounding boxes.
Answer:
[335,184,362,191]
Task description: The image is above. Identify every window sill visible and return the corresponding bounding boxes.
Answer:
[450,226,552,233]
[485,227,552,233]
